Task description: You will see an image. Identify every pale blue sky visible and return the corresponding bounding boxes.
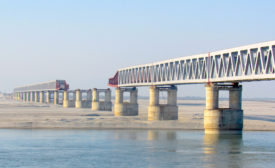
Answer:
[1,0,275,98]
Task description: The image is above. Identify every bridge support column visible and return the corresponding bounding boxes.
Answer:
[114,87,138,116]
[75,89,82,108]
[22,92,26,102]
[25,92,29,102]
[86,89,92,108]
[34,91,39,103]
[63,90,69,108]
[79,89,92,108]
[204,83,243,134]
[63,91,75,108]
[54,91,59,105]
[91,89,99,110]
[148,86,178,121]
[40,91,45,103]
[46,91,51,104]
[92,88,112,111]
[30,92,35,102]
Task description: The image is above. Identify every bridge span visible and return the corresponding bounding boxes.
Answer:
[109,41,275,87]
[109,41,275,135]
[13,80,112,111]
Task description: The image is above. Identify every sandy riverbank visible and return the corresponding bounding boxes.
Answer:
[0,97,275,131]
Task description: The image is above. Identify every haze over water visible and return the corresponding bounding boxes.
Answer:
[0,129,274,168]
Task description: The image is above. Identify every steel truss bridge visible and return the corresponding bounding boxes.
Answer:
[14,80,69,93]
[109,41,275,87]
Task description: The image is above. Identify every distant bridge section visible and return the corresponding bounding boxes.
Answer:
[14,80,69,93]
[109,41,275,87]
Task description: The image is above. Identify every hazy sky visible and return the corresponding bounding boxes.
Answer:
[1,0,275,98]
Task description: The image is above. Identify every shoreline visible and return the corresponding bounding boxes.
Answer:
[1,99,275,131]
[0,127,274,132]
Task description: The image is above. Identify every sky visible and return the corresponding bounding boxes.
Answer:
[0,0,275,98]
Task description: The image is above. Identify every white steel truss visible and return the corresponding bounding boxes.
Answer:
[117,41,275,87]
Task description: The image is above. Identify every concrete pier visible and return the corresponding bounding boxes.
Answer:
[46,91,51,104]
[34,92,39,103]
[114,87,138,116]
[81,89,92,108]
[204,83,243,134]
[74,89,92,108]
[40,91,45,103]
[22,92,26,102]
[75,89,82,108]
[26,92,29,102]
[30,92,34,102]
[63,90,69,108]
[53,91,58,105]
[148,85,178,121]
[91,88,112,111]
[63,91,76,108]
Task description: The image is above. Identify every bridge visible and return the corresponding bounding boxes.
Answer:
[13,80,112,111]
[109,41,275,87]
[13,41,275,135]
[109,40,275,134]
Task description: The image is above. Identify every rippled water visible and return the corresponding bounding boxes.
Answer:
[0,129,274,168]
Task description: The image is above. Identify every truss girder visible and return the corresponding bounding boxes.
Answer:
[117,41,275,87]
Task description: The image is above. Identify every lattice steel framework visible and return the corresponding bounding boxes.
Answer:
[115,41,275,87]
[14,80,69,92]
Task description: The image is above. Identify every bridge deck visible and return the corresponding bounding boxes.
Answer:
[109,41,275,87]
[14,80,69,92]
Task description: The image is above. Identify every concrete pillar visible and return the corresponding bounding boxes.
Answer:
[75,89,82,108]
[148,86,161,120]
[30,92,34,102]
[91,89,99,111]
[26,92,29,102]
[63,90,69,108]
[115,88,123,104]
[93,89,99,102]
[149,86,159,106]
[148,86,178,121]
[34,92,39,103]
[54,91,58,105]
[205,83,219,110]
[114,88,124,116]
[104,89,112,111]
[92,88,112,111]
[18,93,20,101]
[105,89,112,102]
[130,88,138,104]
[22,92,26,102]
[87,89,92,101]
[229,84,242,110]
[46,91,50,104]
[167,86,177,105]
[204,83,243,135]
[40,91,45,103]
[114,87,137,116]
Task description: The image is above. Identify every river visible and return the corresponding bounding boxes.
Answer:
[0,129,274,168]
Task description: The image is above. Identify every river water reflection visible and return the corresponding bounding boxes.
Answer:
[0,129,274,168]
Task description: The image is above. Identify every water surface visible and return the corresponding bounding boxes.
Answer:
[0,129,274,168]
